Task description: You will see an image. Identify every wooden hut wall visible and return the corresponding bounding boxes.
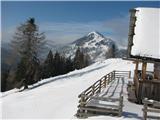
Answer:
[138,80,160,102]
[154,63,160,80]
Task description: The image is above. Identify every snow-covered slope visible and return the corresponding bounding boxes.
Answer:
[1,58,145,119]
[61,31,117,63]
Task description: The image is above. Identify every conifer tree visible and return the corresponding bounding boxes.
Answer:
[59,55,66,74]
[65,57,74,73]
[54,52,61,76]
[84,54,90,67]
[11,18,45,89]
[74,47,82,69]
[73,48,89,69]
[106,44,116,59]
[15,58,27,82]
[1,69,10,92]
[41,50,54,78]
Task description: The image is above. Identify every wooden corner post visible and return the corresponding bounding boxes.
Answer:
[142,62,147,80]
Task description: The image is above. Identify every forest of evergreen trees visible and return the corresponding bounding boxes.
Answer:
[1,18,89,92]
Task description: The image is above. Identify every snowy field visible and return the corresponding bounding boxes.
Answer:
[0,59,158,119]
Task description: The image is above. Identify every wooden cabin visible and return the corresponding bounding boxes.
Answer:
[126,8,160,103]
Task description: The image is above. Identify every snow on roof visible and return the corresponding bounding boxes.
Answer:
[131,7,160,59]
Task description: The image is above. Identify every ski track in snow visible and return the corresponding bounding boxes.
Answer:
[1,58,158,119]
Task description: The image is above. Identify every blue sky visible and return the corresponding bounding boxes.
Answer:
[2,1,160,47]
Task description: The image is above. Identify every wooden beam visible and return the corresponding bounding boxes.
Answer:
[135,61,139,73]
[123,57,160,64]
[142,62,147,80]
[134,60,139,98]
[134,60,139,81]
[127,9,137,58]
[154,62,160,80]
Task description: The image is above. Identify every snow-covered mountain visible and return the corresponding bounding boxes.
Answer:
[61,31,117,63]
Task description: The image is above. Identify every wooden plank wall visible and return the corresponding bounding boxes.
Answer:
[138,80,160,102]
[154,62,160,80]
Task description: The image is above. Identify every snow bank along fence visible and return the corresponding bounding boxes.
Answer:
[76,70,131,118]
[142,98,160,120]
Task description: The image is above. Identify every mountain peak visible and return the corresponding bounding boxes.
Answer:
[87,31,104,36]
[64,31,119,63]
[87,31,105,41]
[87,31,98,35]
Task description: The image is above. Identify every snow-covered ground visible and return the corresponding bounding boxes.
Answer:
[0,58,157,119]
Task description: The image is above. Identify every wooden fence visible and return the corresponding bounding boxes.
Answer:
[142,98,160,120]
[134,70,160,103]
[76,70,131,118]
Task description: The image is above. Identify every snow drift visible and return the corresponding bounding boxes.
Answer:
[1,59,135,119]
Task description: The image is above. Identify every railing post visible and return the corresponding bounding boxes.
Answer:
[113,70,115,79]
[92,85,95,95]
[77,93,87,118]
[110,72,112,81]
[99,80,102,93]
[142,98,148,120]
[118,96,123,117]
[143,102,147,120]
[104,76,107,87]
[111,72,113,81]
[113,70,116,79]
[108,73,111,84]
[106,74,109,85]
[129,71,131,79]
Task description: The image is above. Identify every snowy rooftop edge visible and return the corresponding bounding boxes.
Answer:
[130,7,160,59]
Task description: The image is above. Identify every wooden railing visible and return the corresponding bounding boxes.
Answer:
[77,70,131,118]
[142,98,160,120]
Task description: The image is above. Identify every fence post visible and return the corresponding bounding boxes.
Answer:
[99,80,102,93]
[118,96,123,117]
[129,71,131,78]
[113,70,116,79]
[108,73,111,84]
[104,76,107,87]
[109,72,111,82]
[78,93,87,118]
[111,72,113,81]
[112,71,114,81]
[92,85,95,95]
[143,103,147,120]
[107,74,109,85]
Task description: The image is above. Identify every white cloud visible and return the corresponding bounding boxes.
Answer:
[104,15,129,47]
[2,15,129,48]
[39,15,129,47]
[39,21,111,44]
[2,25,17,43]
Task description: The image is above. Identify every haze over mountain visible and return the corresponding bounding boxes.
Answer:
[1,31,127,72]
